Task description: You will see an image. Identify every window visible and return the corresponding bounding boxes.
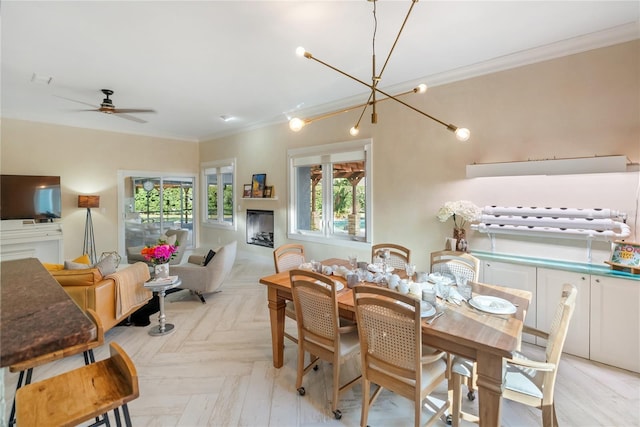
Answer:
[203,159,236,229]
[288,139,371,246]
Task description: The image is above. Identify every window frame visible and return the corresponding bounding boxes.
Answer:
[287,139,372,249]
[202,158,237,230]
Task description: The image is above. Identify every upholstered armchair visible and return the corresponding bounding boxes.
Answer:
[126,228,189,265]
[169,240,237,303]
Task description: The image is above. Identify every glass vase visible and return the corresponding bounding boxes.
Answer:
[453,227,468,252]
[154,263,169,279]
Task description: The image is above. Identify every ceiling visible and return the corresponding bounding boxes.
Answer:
[2,1,638,142]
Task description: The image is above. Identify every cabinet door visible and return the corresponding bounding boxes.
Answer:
[536,268,590,358]
[590,276,640,373]
[482,260,537,343]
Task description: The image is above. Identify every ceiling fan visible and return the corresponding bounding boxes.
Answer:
[58,89,156,123]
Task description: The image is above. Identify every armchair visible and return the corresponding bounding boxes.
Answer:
[126,229,189,265]
[169,240,237,303]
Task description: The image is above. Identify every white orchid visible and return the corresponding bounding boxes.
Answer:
[437,200,481,229]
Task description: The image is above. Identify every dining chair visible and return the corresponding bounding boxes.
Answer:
[450,283,578,427]
[430,250,480,402]
[353,285,450,427]
[289,269,361,420]
[371,243,411,270]
[15,341,139,427]
[8,308,105,427]
[273,243,306,344]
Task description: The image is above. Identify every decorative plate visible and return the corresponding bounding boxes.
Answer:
[468,295,516,315]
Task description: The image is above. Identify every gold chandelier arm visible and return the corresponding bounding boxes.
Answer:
[378,0,418,78]
[304,52,451,128]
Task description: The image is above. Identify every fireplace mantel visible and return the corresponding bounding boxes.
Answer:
[0,220,64,263]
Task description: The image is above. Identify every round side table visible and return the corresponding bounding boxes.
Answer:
[144,276,182,336]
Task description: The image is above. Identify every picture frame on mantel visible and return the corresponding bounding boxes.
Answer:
[243,184,252,198]
[251,174,266,198]
[263,186,273,198]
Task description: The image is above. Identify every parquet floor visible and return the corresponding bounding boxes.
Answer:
[4,253,639,426]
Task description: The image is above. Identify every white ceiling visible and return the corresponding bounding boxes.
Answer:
[2,1,639,142]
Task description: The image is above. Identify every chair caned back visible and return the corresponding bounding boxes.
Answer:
[371,243,411,270]
[273,244,306,273]
[290,269,340,349]
[354,285,421,381]
[430,250,479,282]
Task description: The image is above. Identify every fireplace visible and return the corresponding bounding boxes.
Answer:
[246,209,274,248]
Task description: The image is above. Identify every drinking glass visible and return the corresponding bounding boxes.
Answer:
[348,254,358,271]
[457,277,473,300]
[404,263,416,281]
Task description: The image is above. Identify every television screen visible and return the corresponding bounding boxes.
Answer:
[0,175,62,221]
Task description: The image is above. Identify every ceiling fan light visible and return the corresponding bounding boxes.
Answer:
[349,126,360,136]
[289,117,305,132]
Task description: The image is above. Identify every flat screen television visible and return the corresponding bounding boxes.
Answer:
[1,175,62,222]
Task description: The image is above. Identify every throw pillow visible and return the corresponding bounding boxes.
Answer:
[64,260,90,270]
[47,254,91,271]
[94,253,118,276]
[73,254,91,265]
[203,249,216,266]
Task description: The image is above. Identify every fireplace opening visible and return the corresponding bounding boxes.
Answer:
[246,209,274,248]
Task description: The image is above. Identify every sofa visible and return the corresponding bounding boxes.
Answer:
[49,261,152,331]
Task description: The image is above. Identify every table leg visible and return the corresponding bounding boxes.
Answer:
[267,287,286,368]
[475,351,505,427]
[149,289,175,336]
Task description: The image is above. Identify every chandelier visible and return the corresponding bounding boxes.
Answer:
[289,0,470,142]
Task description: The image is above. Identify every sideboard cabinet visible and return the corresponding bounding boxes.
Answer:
[476,252,639,373]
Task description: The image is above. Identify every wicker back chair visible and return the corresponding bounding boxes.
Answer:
[371,243,411,270]
[430,250,480,283]
[273,243,306,273]
[450,284,577,427]
[289,269,361,420]
[353,285,449,427]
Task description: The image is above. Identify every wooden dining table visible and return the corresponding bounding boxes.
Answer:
[259,257,532,427]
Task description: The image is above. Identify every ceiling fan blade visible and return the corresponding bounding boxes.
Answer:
[111,108,156,114]
[53,94,99,109]
[112,113,147,123]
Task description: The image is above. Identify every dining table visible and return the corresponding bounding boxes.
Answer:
[259,257,532,427]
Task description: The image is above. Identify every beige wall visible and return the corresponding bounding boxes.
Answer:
[1,41,638,271]
[0,120,198,258]
[198,41,639,270]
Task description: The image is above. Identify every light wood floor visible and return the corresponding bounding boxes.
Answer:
[4,253,640,426]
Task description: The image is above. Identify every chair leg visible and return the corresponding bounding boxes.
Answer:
[360,377,370,427]
[541,404,556,427]
[196,291,206,304]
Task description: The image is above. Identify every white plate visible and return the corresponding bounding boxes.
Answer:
[395,300,436,318]
[314,279,344,292]
[428,273,453,285]
[468,295,517,315]
[367,263,394,274]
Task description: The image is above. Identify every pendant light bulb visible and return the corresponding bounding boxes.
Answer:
[349,126,360,136]
[295,46,307,57]
[416,83,428,94]
[289,117,305,132]
[455,127,471,142]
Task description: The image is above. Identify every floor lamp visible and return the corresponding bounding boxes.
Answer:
[78,195,100,264]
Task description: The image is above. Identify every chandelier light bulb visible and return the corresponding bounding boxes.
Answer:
[289,117,305,132]
[349,126,360,136]
[416,83,428,94]
[295,46,306,57]
[455,127,471,142]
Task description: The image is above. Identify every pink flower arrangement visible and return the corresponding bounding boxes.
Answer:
[141,242,178,265]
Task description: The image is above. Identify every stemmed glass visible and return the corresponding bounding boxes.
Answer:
[378,249,390,273]
[404,263,416,282]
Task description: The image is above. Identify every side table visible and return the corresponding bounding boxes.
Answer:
[144,276,182,336]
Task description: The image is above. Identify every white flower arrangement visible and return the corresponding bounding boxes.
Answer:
[437,200,482,229]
